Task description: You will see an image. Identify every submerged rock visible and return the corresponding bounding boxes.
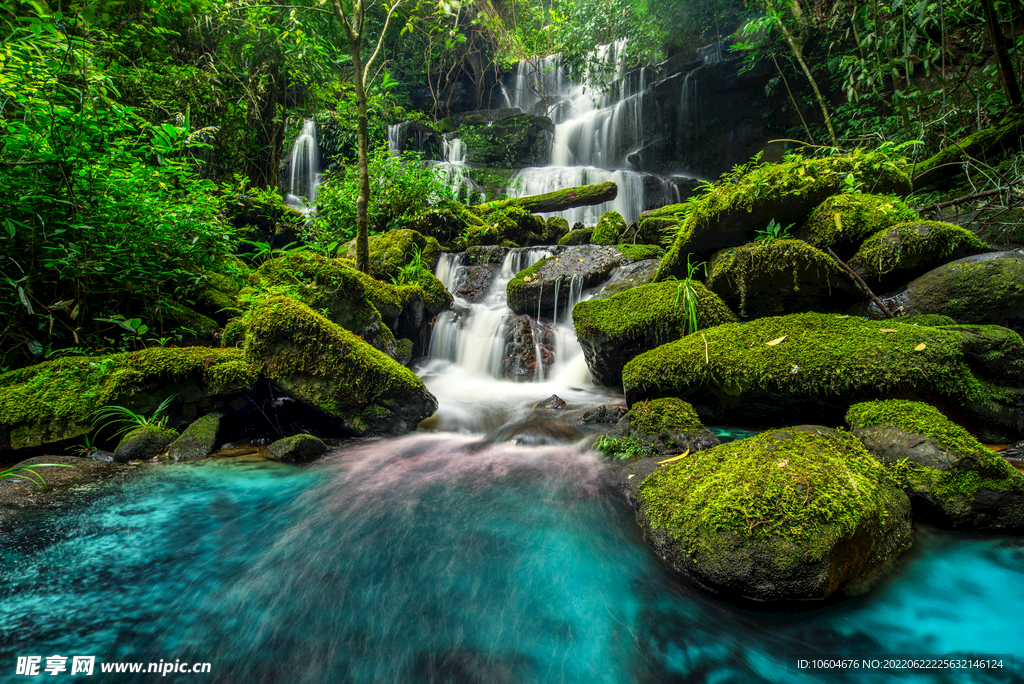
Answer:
[245,295,437,437]
[635,426,913,601]
[573,280,736,386]
[847,400,1024,531]
[267,434,328,463]
[167,412,225,461]
[622,312,1024,441]
[869,251,1024,336]
[114,426,178,462]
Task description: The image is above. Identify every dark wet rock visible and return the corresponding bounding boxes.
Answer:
[113,426,178,462]
[468,113,554,168]
[623,312,1024,442]
[267,433,328,463]
[501,315,554,381]
[85,449,114,462]
[557,228,593,246]
[596,398,719,460]
[464,245,509,265]
[0,455,127,510]
[848,400,1024,531]
[590,260,661,300]
[635,425,913,601]
[389,121,443,159]
[868,251,1024,336]
[455,264,501,303]
[534,395,566,410]
[506,245,626,316]
[167,412,225,461]
[576,405,627,427]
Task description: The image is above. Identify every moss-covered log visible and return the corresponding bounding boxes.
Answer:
[913,114,1024,190]
[474,182,617,215]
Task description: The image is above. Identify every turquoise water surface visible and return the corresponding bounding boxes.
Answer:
[1,433,1021,683]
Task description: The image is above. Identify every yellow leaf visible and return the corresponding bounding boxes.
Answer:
[879,328,897,332]
[833,212,842,233]
[766,335,787,346]
[658,449,690,465]
[914,343,927,351]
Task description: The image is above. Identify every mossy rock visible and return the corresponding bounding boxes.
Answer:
[226,195,304,255]
[573,280,737,386]
[464,245,509,265]
[437,117,458,134]
[591,211,626,245]
[157,300,219,342]
[244,295,437,437]
[614,244,664,261]
[849,221,988,288]
[167,412,225,461]
[0,347,257,452]
[195,271,243,323]
[113,426,179,463]
[706,239,855,319]
[506,245,624,317]
[636,425,912,601]
[651,150,913,281]
[590,259,661,300]
[622,312,1024,438]
[267,433,328,463]
[477,204,546,247]
[597,398,719,460]
[896,314,957,327]
[558,228,593,246]
[544,216,570,244]
[406,205,474,245]
[221,318,248,349]
[870,251,1024,336]
[342,229,443,281]
[798,193,918,257]
[468,113,554,168]
[848,400,1024,530]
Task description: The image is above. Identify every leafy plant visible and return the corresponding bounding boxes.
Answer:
[91,395,178,440]
[1,463,75,490]
[673,255,708,336]
[754,219,794,244]
[391,245,431,285]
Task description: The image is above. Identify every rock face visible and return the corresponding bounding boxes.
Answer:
[849,221,988,289]
[650,151,913,281]
[573,281,736,386]
[869,252,1024,336]
[706,239,856,319]
[113,426,178,462]
[506,245,627,316]
[267,433,328,463]
[596,398,719,460]
[622,312,1024,441]
[245,295,438,437]
[635,426,913,601]
[468,114,554,168]
[798,193,919,257]
[501,315,554,381]
[389,121,443,160]
[847,400,1024,530]
[589,259,661,300]
[0,347,257,453]
[167,412,225,461]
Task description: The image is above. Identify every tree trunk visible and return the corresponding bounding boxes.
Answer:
[350,41,371,274]
[776,17,838,145]
[474,181,618,214]
[980,0,1023,110]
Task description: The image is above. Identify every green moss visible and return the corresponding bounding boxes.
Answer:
[573,280,736,341]
[654,150,913,281]
[506,255,553,298]
[342,229,443,279]
[558,228,593,246]
[914,114,1024,182]
[615,244,665,260]
[622,312,983,406]
[800,193,918,253]
[847,400,989,458]
[897,314,957,326]
[849,221,988,278]
[220,318,248,348]
[628,397,704,437]
[437,117,457,134]
[707,239,838,317]
[544,216,570,243]
[0,348,256,449]
[639,428,900,565]
[477,204,545,247]
[159,301,219,337]
[395,338,414,365]
[591,211,626,245]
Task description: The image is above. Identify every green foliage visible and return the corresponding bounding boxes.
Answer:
[92,394,178,440]
[595,434,651,460]
[310,147,456,248]
[0,463,75,490]
[754,219,794,244]
[673,256,708,336]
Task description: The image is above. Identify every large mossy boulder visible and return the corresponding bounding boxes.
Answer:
[591,211,626,245]
[558,228,593,246]
[650,150,913,281]
[341,229,443,281]
[596,398,719,460]
[622,312,1024,441]
[194,270,244,323]
[245,295,437,436]
[167,412,225,461]
[706,239,856,319]
[506,245,624,317]
[477,205,547,247]
[113,425,178,463]
[870,252,1024,336]
[573,281,736,386]
[636,426,913,601]
[849,221,988,289]
[798,193,918,257]
[0,347,257,453]
[467,114,554,168]
[848,400,1024,530]
[267,433,329,463]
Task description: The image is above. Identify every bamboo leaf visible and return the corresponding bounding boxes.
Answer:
[914,343,927,351]
[766,335,787,346]
[658,449,690,465]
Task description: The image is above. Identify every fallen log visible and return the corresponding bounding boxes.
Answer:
[473,181,617,215]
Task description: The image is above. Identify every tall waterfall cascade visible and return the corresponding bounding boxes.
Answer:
[284,119,321,213]
[502,39,682,225]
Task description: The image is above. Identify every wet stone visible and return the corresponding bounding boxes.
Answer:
[534,395,567,410]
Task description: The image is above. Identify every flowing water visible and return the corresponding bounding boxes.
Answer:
[284,119,321,213]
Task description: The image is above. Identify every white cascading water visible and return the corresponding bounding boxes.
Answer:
[285,119,321,213]
[503,39,681,225]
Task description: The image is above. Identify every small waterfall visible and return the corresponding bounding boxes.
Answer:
[435,137,485,202]
[285,119,321,212]
[387,122,404,155]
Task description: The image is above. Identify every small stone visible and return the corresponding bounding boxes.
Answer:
[267,434,328,463]
[534,395,566,410]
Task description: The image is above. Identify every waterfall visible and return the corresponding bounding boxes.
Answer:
[435,137,485,203]
[285,119,321,212]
